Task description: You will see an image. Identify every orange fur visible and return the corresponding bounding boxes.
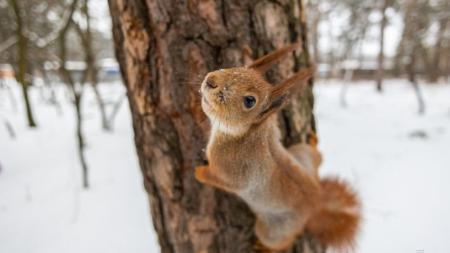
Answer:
[306,178,361,250]
[195,43,361,251]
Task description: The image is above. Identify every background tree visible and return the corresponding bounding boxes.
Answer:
[1,0,116,128]
[375,0,392,92]
[427,0,450,82]
[56,0,92,188]
[7,0,37,127]
[109,0,323,252]
[306,0,322,63]
[73,0,110,131]
[395,0,429,114]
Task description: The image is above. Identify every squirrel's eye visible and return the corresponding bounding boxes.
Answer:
[243,96,256,109]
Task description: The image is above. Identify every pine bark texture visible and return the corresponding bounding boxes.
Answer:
[108,1,322,252]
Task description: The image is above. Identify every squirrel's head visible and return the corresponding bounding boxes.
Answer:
[200,43,314,136]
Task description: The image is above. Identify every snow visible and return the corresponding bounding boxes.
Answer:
[0,80,159,253]
[1,78,449,253]
[315,79,450,253]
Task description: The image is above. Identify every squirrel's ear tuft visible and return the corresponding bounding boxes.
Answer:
[271,66,315,98]
[258,66,315,121]
[247,42,302,73]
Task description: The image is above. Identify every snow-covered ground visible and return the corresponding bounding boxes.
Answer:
[315,80,450,253]
[0,81,159,253]
[0,79,449,253]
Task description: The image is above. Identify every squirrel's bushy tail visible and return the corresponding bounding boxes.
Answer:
[306,178,361,250]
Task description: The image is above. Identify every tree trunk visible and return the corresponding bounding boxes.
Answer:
[80,0,111,131]
[108,1,322,252]
[428,10,448,83]
[9,0,37,127]
[376,0,388,92]
[307,2,321,63]
[58,0,90,189]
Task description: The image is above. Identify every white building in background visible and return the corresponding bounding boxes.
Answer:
[318,58,396,80]
[42,58,121,84]
[98,58,121,82]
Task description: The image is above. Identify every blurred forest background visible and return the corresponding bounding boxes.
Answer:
[1,0,450,128]
[1,0,449,253]
[2,0,450,130]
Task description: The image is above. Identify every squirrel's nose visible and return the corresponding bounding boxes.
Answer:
[206,76,218,89]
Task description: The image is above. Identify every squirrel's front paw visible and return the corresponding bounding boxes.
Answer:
[195,165,208,183]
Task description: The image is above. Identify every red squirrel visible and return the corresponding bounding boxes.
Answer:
[195,43,361,251]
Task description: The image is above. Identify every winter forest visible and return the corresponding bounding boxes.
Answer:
[1,0,449,252]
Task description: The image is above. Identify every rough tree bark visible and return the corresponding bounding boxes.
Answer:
[109,1,323,252]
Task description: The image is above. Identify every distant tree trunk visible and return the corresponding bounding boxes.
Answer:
[376,0,388,92]
[109,1,323,252]
[3,119,16,139]
[407,52,426,115]
[59,31,90,188]
[74,92,89,187]
[308,2,321,63]
[326,16,337,79]
[445,47,450,82]
[9,0,37,127]
[340,68,354,108]
[58,0,90,189]
[403,0,426,115]
[75,0,110,131]
[428,8,448,83]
